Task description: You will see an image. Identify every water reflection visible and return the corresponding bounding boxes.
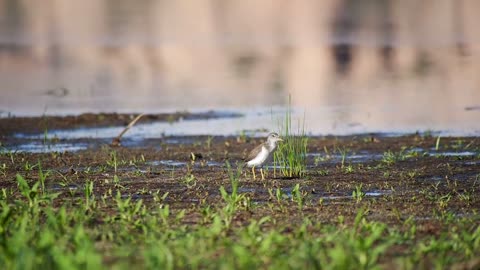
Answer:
[0,1,479,134]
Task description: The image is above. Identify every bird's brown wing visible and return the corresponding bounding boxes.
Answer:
[245,143,264,161]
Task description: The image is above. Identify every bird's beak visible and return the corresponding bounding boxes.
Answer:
[278,138,284,142]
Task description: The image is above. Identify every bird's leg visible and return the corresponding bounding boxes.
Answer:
[252,166,256,180]
[260,168,265,180]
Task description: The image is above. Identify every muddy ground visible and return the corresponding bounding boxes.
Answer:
[1,114,479,225]
[1,114,480,267]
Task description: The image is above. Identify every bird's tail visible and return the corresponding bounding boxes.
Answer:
[239,161,247,169]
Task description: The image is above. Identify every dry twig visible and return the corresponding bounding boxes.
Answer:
[111,113,145,146]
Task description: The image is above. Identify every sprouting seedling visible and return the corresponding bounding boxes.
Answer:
[343,165,354,174]
[324,146,331,159]
[291,183,304,209]
[115,190,133,219]
[238,130,247,143]
[0,163,7,176]
[107,150,118,173]
[1,188,8,200]
[24,160,39,172]
[37,161,50,194]
[352,184,365,203]
[84,180,94,210]
[318,169,329,176]
[113,175,121,186]
[314,156,321,166]
[182,174,196,188]
[275,187,288,204]
[337,147,348,168]
[219,161,248,228]
[382,151,396,165]
[8,150,16,164]
[435,136,441,151]
[169,166,176,179]
[205,136,213,150]
[436,193,452,209]
[16,174,39,208]
[43,127,48,146]
[267,188,274,201]
[225,161,242,196]
[153,190,169,203]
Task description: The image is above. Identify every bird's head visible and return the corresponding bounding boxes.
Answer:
[267,132,283,147]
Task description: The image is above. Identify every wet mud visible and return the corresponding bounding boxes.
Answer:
[1,124,479,222]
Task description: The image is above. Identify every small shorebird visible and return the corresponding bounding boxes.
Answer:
[245,132,283,180]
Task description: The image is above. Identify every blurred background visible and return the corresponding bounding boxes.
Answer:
[0,0,479,135]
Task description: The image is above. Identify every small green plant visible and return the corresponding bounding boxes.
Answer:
[107,150,118,173]
[436,194,452,209]
[337,146,349,168]
[238,130,247,143]
[318,169,329,176]
[84,180,95,210]
[352,184,365,203]
[0,162,7,176]
[268,187,288,205]
[24,160,39,172]
[205,136,213,150]
[435,136,441,150]
[37,162,49,194]
[382,151,397,165]
[274,95,308,178]
[313,156,320,166]
[457,192,472,204]
[42,115,49,147]
[182,173,196,188]
[219,162,248,228]
[406,170,418,180]
[452,139,464,149]
[291,183,305,210]
[343,164,355,174]
[16,173,41,209]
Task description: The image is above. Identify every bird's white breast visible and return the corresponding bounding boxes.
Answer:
[247,146,270,167]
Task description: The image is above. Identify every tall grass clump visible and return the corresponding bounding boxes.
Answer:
[274,96,308,178]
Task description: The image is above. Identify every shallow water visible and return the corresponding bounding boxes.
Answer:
[307,151,385,164]
[8,108,480,149]
[2,141,89,153]
[286,189,392,202]
[148,160,187,167]
[428,151,477,157]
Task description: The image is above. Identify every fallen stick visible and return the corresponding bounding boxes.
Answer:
[111,113,145,146]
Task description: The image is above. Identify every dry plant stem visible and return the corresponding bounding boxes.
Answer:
[111,113,145,146]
